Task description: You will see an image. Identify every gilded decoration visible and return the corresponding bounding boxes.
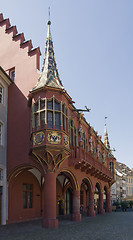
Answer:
[47,131,61,144]
[34,131,45,145]
[32,149,70,173]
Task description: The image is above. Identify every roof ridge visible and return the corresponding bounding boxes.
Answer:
[0,13,41,70]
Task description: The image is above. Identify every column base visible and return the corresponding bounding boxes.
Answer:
[106,207,112,213]
[87,209,95,217]
[42,218,58,228]
[98,208,105,214]
[72,213,81,221]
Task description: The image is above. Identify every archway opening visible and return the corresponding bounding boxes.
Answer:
[94,183,101,214]
[8,167,42,223]
[65,188,72,215]
[80,178,92,215]
[56,171,77,218]
[104,186,108,211]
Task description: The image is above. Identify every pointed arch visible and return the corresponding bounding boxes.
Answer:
[57,168,79,191]
[7,163,43,185]
[80,176,94,192]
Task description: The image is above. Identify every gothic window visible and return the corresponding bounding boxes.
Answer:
[54,100,61,129]
[47,100,53,128]
[23,184,33,209]
[0,85,3,104]
[47,99,61,130]
[69,119,77,147]
[62,104,69,132]
[33,98,45,130]
[47,100,53,110]
[33,97,68,131]
[109,162,114,173]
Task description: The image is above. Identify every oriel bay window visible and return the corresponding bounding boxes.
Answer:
[33,97,69,130]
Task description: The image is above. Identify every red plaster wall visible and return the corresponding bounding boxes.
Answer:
[0,18,40,172]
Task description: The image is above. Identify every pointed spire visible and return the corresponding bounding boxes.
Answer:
[104,117,110,150]
[32,16,64,91]
[47,20,52,40]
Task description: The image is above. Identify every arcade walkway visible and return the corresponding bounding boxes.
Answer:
[0,212,133,240]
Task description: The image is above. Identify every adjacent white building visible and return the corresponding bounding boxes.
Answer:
[0,66,12,225]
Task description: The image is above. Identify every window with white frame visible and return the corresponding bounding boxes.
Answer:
[9,68,15,82]
[0,122,3,145]
[0,85,3,104]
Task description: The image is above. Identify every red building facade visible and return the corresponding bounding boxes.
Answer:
[0,14,115,228]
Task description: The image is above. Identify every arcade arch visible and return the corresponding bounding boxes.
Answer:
[8,165,42,223]
[80,177,95,217]
[56,170,79,217]
[94,182,105,214]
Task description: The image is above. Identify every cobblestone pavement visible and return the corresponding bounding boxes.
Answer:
[0,212,133,240]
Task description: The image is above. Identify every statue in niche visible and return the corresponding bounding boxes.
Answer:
[96,146,100,158]
[89,137,93,152]
[78,127,83,142]
[102,152,106,163]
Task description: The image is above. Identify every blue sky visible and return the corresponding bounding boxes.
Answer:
[1,0,133,168]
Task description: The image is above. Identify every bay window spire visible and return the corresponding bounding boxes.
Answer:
[32,20,64,91]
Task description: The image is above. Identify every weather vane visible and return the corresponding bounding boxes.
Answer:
[48,7,50,21]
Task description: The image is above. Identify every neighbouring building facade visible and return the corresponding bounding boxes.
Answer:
[0,13,116,228]
[117,162,133,201]
[0,66,12,225]
[111,161,133,204]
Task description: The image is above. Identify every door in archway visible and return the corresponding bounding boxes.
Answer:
[58,200,64,215]
[65,188,72,215]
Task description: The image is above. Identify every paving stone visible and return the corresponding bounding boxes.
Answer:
[0,212,133,240]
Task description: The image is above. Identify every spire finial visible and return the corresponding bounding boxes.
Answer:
[48,7,51,25]
[104,116,110,149]
[105,116,107,125]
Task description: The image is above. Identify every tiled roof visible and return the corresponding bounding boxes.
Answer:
[32,21,64,91]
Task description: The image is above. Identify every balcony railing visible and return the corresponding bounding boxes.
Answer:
[70,146,113,179]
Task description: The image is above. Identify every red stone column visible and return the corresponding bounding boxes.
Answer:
[42,172,58,228]
[98,191,105,214]
[87,191,95,217]
[106,190,112,212]
[72,190,82,221]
